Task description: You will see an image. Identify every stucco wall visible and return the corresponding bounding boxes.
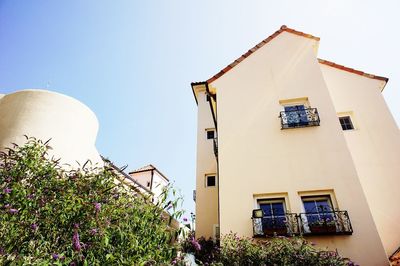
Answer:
[0,89,102,168]
[320,64,400,256]
[208,32,388,265]
[195,87,218,239]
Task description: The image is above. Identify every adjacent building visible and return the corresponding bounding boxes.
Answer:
[0,89,103,167]
[192,25,400,265]
[129,164,170,201]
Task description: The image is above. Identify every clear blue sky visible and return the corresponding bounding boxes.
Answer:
[1,0,399,217]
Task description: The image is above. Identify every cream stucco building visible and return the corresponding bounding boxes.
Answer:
[192,26,400,265]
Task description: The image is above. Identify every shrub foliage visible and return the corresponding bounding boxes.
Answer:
[0,138,183,265]
[182,233,356,266]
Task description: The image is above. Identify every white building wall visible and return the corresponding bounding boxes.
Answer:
[320,64,400,256]
[194,87,218,239]
[209,32,388,265]
[0,89,102,168]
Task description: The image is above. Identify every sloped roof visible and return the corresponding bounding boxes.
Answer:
[129,164,169,182]
[131,164,156,172]
[194,25,388,88]
[101,156,152,194]
[318,58,388,83]
[206,25,320,84]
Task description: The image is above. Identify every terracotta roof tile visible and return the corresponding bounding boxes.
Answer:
[206,25,320,83]
[318,59,389,83]
[194,25,388,91]
[130,164,155,173]
[129,164,170,182]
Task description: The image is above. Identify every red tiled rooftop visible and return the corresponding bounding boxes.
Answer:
[318,58,388,83]
[129,164,169,181]
[195,25,388,87]
[206,25,320,84]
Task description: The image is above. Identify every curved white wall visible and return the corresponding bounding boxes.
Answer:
[0,89,103,168]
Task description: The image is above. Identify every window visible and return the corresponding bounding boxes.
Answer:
[206,175,216,187]
[339,116,354,130]
[257,199,287,233]
[206,129,215,139]
[302,196,334,228]
[284,105,309,127]
[279,101,320,129]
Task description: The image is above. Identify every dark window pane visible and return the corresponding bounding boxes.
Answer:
[315,200,332,212]
[339,116,354,130]
[272,203,285,215]
[260,204,272,216]
[207,175,216,187]
[303,201,316,213]
[207,130,215,139]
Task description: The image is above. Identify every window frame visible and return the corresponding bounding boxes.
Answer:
[205,174,217,188]
[257,198,287,218]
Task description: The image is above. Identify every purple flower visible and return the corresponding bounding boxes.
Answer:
[4,204,10,209]
[52,253,59,260]
[3,188,11,194]
[190,238,201,251]
[72,231,81,252]
[93,202,101,212]
[183,217,188,222]
[9,208,18,214]
[74,223,80,229]
[70,262,77,266]
[31,223,38,231]
[89,228,98,235]
[27,194,35,199]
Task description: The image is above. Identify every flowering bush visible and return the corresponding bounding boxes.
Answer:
[0,138,183,265]
[181,233,219,264]
[183,233,356,266]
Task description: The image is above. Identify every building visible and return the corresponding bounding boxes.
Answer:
[192,25,400,265]
[129,164,170,201]
[0,89,103,167]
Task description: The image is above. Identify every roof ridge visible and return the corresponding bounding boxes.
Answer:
[206,25,320,83]
[129,164,170,182]
[318,58,388,83]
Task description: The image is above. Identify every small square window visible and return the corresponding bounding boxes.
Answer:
[339,116,354,130]
[206,130,215,139]
[206,175,216,187]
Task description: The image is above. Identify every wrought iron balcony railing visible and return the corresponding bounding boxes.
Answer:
[252,211,300,237]
[280,107,320,129]
[213,138,218,160]
[252,210,353,237]
[298,210,353,235]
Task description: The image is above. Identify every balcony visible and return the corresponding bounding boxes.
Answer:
[299,210,353,235]
[280,107,320,129]
[252,210,300,237]
[252,210,352,237]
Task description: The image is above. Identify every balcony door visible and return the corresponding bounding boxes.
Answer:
[258,199,286,230]
[302,196,334,232]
